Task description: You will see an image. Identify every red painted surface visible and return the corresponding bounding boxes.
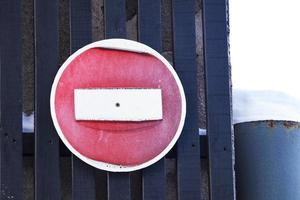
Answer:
[54,48,182,165]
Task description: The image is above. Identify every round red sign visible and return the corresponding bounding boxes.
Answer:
[50,39,186,171]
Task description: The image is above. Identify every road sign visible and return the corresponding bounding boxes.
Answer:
[50,39,186,172]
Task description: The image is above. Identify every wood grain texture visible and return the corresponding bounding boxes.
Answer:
[70,0,96,199]
[0,1,23,199]
[203,0,235,199]
[138,0,166,199]
[34,0,61,199]
[172,0,202,199]
[104,0,131,199]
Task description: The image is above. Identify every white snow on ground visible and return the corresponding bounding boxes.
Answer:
[229,0,300,123]
[199,128,207,136]
[23,112,34,133]
[233,89,300,124]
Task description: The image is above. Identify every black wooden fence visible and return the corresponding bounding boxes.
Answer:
[0,0,234,199]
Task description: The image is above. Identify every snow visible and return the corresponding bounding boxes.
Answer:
[23,112,34,133]
[229,0,300,123]
[233,89,300,124]
[199,128,207,136]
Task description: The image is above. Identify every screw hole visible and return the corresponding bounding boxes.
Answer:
[4,133,8,137]
[192,144,195,147]
[115,103,120,107]
[12,139,16,143]
[223,147,227,151]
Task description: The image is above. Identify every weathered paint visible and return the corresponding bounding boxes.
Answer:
[235,120,300,200]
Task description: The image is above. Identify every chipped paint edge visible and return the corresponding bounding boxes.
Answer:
[50,39,186,172]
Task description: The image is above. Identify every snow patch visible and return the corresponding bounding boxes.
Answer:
[233,89,300,124]
[23,112,34,133]
[229,0,300,123]
[199,128,207,136]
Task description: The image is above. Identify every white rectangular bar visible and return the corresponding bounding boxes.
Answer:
[74,88,163,121]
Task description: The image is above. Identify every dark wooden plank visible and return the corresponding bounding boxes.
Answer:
[104,0,126,38]
[141,161,165,200]
[138,0,161,52]
[138,0,166,199]
[108,173,131,200]
[104,0,131,199]
[0,1,23,199]
[70,0,96,199]
[72,156,96,200]
[23,134,71,157]
[34,1,61,199]
[70,0,93,50]
[172,0,202,199]
[203,0,235,199]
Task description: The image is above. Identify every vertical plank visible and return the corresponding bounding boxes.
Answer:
[70,0,96,199]
[72,156,96,200]
[104,0,126,38]
[0,1,23,199]
[107,173,131,200]
[34,0,61,199]
[172,0,202,199]
[104,0,131,199]
[202,0,236,199]
[138,0,161,52]
[142,161,165,200]
[138,0,165,199]
[70,0,93,50]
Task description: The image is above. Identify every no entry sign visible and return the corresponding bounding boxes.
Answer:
[50,39,186,172]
